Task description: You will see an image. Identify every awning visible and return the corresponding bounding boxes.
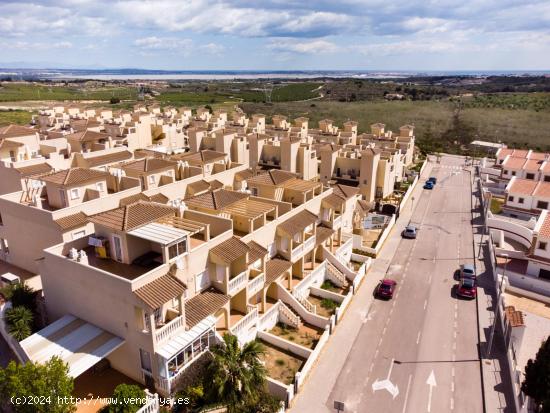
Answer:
[19,315,125,378]
[128,222,188,245]
[156,315,216,360]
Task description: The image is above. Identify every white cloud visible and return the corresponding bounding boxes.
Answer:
[134,36,193,51]
[269,39,338,54]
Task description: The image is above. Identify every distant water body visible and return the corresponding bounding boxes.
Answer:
[1,69,548,80]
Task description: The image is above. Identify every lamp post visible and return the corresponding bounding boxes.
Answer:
[486,253,508,357]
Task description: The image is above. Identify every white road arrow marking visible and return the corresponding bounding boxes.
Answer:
[426,370,437,412]
[371,358,399,399]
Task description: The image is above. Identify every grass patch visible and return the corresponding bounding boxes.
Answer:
[321,280,338,292]
[0,82,137,101]
[320,298,338,310]
[0,110,33,126]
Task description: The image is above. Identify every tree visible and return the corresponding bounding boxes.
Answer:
[110,97,121,104]
[522,336,550,412]
[108,383,145,413]
[10,283,36,313]
[5,306,33,341]
[0,357,75,413]
[205,334,267,412]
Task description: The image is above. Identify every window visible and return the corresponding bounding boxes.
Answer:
[518,197,524,204]
[537,201,549,209]
[508,196,514,202]
[139,349,152,373]
[539,242,547,251]
[148,175,156,184]
[0,213,2,225]
[168,238,188,260]
[72,230,85,240]
[96,182,104,192]
[70,188,79,200]
[545,176,550,182]
[526,173,535,180]
[511,171,516,176]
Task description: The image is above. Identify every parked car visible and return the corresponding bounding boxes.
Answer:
[376,279,397,299]
[402,225,417,239]
[457,278,477,299]
[460,264,476,279]
[428,177,437,184]
[423,181,434,190]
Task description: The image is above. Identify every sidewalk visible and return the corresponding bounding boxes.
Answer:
[470,168,517,413]
[288,163,433,412]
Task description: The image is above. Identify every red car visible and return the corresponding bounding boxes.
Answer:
[457,278,477,299]
[376,279,397,299]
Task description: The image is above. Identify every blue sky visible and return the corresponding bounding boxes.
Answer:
[0,0,549,70]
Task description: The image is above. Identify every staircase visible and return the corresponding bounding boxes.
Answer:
[278,301,302,329]
[295,292,317,315]
[326,262,347,287]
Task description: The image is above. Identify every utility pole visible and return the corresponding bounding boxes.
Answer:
[486,253,508,357]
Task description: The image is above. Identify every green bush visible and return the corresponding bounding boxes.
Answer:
[108,384,145,413]
[320,299,338,310]
[5,306,33,341]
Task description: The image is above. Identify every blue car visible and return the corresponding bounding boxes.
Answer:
[428,177,437,184]
[423,181,434,190]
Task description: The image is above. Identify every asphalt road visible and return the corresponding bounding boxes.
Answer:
[327,155,483,413]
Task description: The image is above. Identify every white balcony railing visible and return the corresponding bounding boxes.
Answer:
[333,215,342,228]
[230,306,259,337]
[154,315,185,345]
[293,261,326,296]
[292,234,316,259]
[228,270,248,295]
[259,300,281,331]
[136,392,160,413]
[248,273,265,295]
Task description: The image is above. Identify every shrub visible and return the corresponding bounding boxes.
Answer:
[320,299,338,310]
[109,97,120,104]
[275,359,285,366]
[108,384,146,413]
[5,306,33,341]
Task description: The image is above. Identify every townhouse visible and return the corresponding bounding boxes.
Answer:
[503,178,550,218]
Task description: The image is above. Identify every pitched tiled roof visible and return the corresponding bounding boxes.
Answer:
[503,156,527,169]
[322,193,345,209]
[149,193,169,204]
[524,159,543,172]
[185,189,247,210]
[504,306,525,327]
[89,201,175,231]
[247,170,297,186]
[173,150,226,165]
[332,184,359,200]
[14,163,53,178]
[0,124,37,138]
[539,213,550,238]
[316,225,335,246]
[122,158,177,173]
[529,152,548,161]
[134,274,186,310]
[247,241,267,264]
[119,193,169,207]
[40,167,109,186]
[54,212,88,231]
[534,181,550,198]
[85,151,133,167]
[210,237,250,263]
[235,169,254,181]
[185,287,230,328]
[187,180,211,193]
[265,258,292,284]
[65,130,110,142]
[508,178,538,195]
[278,210,317,236]
[0,139,24,149]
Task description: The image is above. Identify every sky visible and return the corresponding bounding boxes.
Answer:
[0,0,549,71]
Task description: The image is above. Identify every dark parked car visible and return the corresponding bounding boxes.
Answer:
[402,225,417,239]
[457,278,477,299]
[423,181,434,190]
[376,279,397,299]
[428,177,437,184]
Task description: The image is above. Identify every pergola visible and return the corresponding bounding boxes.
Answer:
[221,198,277,234]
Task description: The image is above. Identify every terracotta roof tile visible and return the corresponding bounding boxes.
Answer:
[315,225,335,246]
[54,212,88,231]
[65,130,110,142]
[210,237,250,263]
[504,306,525,327]
[185,189,247,211]
[235,169,254,181]
[534,181,550,198]
[278,210,317,236]
[524,159,544,172]
[332,184,359,199]
[529,152,548,161]
[508,178,538,196]
[0,139,24,149]
[134,273,186,310]
[14,163,53,178]
[0,124,37,138]
[122,158,177,173]
[247,170,297,186]
[247,241,267,264]
[322,193,345,209]
[187,180,211,194]
[185,287,230,328]
[172,150,226,165]
[119,193,169,207]
[265,258,292,284]
[85,151,132,167]
[89,201,175,231]
[539,213,550,238]
[40,167,109,186]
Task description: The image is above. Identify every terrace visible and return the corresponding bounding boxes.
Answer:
[268,322,323,350]
[259,339,306,385]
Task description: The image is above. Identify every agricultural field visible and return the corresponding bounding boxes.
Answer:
[0,82,137,102]
[0,110,33,127]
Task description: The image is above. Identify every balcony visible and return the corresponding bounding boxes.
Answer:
[228,270,248,296]
[332,214,342,229]
[154,315,185,345]
[292,233,316,260]
[230,305,259,342]
[248,270,265,296]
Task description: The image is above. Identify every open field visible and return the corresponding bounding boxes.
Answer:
[0,82,137,102]
[0,110,33,126]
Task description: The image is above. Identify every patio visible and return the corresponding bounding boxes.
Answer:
[269,322,322,350]
[259,339,306,385]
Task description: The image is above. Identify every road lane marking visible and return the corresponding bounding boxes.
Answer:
[383,326,387,335]
[426,371,437,413]
[451,367,455,377]
[401,374,413,413]
[416,332,421,345]
[450,397,455,410]
[424,299,428,310]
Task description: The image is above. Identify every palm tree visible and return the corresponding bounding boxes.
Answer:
[5,306,33,341]
[206,334,267,412]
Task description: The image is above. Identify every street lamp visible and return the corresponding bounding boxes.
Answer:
[486,253,508,357]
